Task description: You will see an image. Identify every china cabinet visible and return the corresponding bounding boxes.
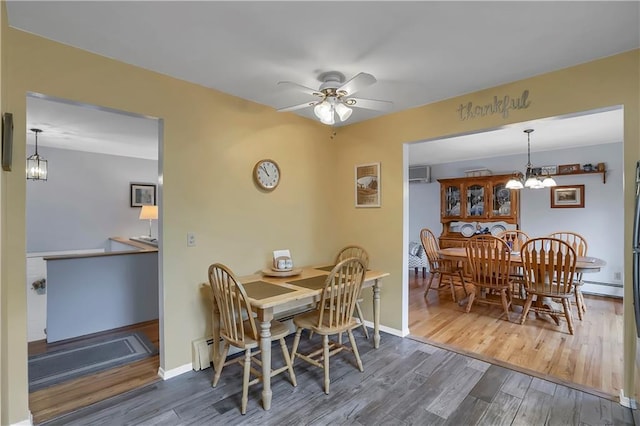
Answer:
[437,174,520,248]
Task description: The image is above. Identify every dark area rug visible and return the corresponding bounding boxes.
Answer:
[29,331,157,392]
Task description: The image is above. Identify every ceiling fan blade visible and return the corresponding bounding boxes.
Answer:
[337,72,377,96]
[344,98,393,111]
[277,101,318,113]
[277,81,323,97]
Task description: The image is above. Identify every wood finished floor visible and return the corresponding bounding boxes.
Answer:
[31,275,627,425]
[29,320,160,425]
[409,272,624,399]
[40,330,633,425]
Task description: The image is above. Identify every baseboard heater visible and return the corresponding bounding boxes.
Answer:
[192,336,241,371]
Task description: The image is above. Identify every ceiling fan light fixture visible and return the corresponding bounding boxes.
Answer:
[334,102,352,122]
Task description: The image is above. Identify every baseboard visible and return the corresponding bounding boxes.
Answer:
[10,411,32,426]
[158,363,192,380]
[362,320,408,337]
[620,389,638,409]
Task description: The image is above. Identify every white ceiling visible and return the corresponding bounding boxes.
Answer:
[11,1,639,161]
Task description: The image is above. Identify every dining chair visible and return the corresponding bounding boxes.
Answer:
[465,234,513,320]
[496,230,530,298]
[548,231,588,320]
[289,257,367,394]
[335,245,370,339]
[208,263,297,414]
[420,228,466,302]
[519,237,577,334]
[496,230,529,251]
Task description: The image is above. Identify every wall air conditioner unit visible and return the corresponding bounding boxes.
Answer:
[409,165,431,183]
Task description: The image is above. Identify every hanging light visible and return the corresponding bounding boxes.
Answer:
[26,128,48,181]
[506,129,556,190]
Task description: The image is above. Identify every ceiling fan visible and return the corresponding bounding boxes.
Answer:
[277,71,393,125]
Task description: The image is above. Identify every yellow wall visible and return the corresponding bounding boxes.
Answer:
[0,2,6,423]
[0,21,638,424]
[337,48,639,397]
[0,28,341,424]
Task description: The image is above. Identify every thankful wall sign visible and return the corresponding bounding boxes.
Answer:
[457,89,531,120]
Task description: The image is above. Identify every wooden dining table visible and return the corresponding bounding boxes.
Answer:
[438,247,606,272]
[210,265,389,411]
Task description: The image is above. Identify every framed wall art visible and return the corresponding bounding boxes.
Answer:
[130,183,157,207]
[557,163,580,175]
[550,184,584,208]
[355,162,380,208]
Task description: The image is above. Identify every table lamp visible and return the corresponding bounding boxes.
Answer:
[139,205,158,241]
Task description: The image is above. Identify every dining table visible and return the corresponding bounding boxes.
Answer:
[438,246,606,311]
[438,247,607,273]
[209,264,389,411]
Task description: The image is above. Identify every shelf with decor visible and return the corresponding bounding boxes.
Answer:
[551,169,607,184]
[437,174,520,249]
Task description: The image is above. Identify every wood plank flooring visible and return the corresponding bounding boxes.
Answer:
[409,272,624,399]
[31,274,627,424]
[39,331,633,425]
[29,321,160,425]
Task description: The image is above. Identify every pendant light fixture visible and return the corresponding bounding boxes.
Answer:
[505,129,556,190]
[26,128,48,181]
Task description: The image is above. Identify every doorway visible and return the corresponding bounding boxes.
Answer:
[404,106,625,398]
[25,93,163,423]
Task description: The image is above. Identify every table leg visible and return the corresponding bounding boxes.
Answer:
[373,279,381,349]
[258,308,274,410]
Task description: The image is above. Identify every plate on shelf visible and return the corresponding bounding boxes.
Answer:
[490,224,507,236]
[261,268,302,277]
[460,223,475,238]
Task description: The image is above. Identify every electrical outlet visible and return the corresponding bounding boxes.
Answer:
[614,271,622,281]
[187,232,196,247]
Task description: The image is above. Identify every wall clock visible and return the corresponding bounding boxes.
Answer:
[253,159,281,191]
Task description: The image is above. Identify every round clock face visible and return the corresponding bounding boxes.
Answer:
[253,159,280,191]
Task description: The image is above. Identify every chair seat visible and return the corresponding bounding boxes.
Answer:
[293,309,358,335]
[227,319,291,349]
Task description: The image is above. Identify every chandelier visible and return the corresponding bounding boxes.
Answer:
[26,128,48,181]
[505,129,556,189]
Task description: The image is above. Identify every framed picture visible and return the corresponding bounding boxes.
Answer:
[130,183,156,207]
[540,165,557,175]
[355,162,380,208]
[551,184,584,208]
[557,163,580,174]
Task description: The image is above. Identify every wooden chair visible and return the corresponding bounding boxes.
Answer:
[496,230,530,298]
[496,230,529,251]
[420,228,466,302]
[208,263,297,414]
[465,234,513,320]
[519,237,577,334]
[290,257,367,394]
[548,231,588,320]
[335,245,370,339]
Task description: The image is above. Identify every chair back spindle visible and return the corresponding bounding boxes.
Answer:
[208,263,258,347]
[316,258,367,331]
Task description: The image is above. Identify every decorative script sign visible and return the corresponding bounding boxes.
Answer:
[457,89,531,120]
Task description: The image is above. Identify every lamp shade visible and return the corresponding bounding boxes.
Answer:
[139,205,158,220]
[334,102,352,122]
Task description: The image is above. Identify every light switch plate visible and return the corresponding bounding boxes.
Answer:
[187,232,196,247]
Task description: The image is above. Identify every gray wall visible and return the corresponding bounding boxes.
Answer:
[27,147,158,252]
[409,142,623,285]
[46,252,159,342]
